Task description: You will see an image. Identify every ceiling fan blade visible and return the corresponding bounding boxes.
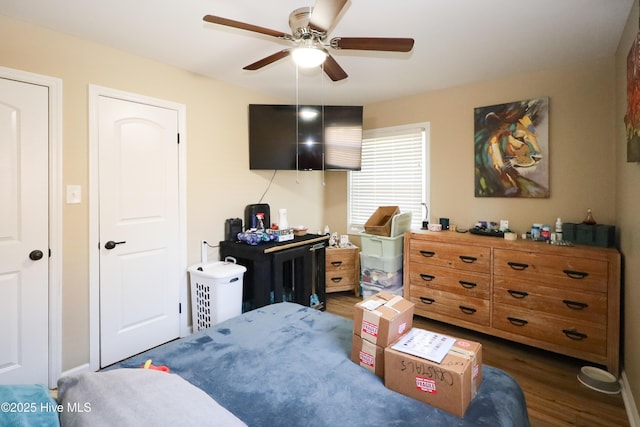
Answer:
[323,54,348,81]
[309,0,348,33]
[330,37,415,52]
[243,50,291,70]
[203,15,289,39]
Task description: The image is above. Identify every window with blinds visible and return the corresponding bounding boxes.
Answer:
[348,123,429,232]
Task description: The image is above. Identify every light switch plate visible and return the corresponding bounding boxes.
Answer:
[66,185,81,204]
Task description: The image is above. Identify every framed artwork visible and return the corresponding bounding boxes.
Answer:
[625,33,640,162]
[474,97,549,198]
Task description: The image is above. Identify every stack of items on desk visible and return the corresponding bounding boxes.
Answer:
[359,207,411,297]
[351,291,484,417]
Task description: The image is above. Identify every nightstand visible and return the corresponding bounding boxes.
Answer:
[325,245,360,296]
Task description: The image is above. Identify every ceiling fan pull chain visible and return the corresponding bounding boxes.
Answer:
[295,64,300,184]
[321,62,326,186]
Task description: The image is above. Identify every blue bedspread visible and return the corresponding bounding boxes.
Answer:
[110,302,530,427]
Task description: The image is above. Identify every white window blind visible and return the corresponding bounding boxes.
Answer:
[348,124,429,232]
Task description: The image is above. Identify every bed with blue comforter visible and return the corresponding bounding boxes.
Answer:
[104,302,529,427]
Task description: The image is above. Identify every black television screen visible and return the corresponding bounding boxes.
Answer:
[249,104,363,171]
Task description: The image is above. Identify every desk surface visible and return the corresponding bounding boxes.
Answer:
[222,233,329,254]
[264,234,329,253]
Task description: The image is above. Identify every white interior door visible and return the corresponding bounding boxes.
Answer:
[98,95,180,367]
[0,77,49,384]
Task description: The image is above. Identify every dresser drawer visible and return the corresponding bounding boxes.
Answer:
[326,250,358,271]
[326,269,356,288]
[493,303,606,356]
[409,240,490,273]
[494,249,608,292]
[494,277,607,324]
[409,286,490,326]
[408,263,490,299]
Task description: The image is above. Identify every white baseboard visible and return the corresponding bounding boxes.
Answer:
[622,370,640,427]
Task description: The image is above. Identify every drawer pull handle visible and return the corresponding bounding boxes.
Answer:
[331,261,343,267]
[562,299,588,310]
[459,280,477,289]
[562,329,588,340]
[419,297,435,305]
[507,262,529,270]
[459,306,477,315]
[331,277,343,283]
[563,269,589,279]
[459,255,477,263]
[420,273,435,282]
[507,290,529,299]
[420,250,436,257]
[507,317,528,326]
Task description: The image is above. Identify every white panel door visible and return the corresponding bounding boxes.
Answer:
[0,78,49,384]
[98,96,180,367]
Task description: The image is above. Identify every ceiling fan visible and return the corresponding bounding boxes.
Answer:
[203,0,415,82]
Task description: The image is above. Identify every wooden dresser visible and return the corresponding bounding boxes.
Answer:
[325,245,360,296]
[404,230,621,376]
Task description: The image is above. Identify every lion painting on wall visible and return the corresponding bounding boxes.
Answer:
[625,34,640,162]
[474,97,549,198]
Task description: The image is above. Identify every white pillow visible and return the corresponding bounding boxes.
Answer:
[57,369,247,427]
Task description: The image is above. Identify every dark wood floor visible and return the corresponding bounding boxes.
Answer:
[325,292,629,427]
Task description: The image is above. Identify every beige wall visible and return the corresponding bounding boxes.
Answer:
[327,58,617,235]
[0,15,326,371]
[616,0,640,412]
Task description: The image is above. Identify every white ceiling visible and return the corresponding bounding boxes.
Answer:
[0,0,634,105]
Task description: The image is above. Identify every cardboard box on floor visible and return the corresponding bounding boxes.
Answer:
[353,291,415,348]
[384,329,483,417]
[351,334,385,378]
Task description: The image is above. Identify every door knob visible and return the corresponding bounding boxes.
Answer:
[104,240,126,250]
[29,250,44,260]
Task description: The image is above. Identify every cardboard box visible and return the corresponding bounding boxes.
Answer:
[364,206,400,237]
[353,291,414,347]
[384,329,483,417]
[266,227,294,242]
[351,334,385,378]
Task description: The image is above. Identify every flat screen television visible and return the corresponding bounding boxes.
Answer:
[249,104,363,171]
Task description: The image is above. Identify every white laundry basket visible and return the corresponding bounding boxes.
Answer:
[188,257,247,331]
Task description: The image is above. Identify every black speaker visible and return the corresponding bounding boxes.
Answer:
[225,218,243,241]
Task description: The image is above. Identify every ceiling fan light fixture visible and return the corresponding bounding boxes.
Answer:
[291,45,327,68]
